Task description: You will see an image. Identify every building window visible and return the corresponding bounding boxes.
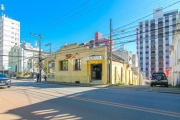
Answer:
[159,68,163,70]
[166,62,169,64]
[146,68,148,70]
[75,59,81,70]
[60,60,68,70]
[166,56,169,58]
[166,43,169,46]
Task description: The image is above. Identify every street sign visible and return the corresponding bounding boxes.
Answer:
[39,62,43,70]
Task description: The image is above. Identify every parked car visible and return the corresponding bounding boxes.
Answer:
[0,74,11,88]
[150,72,168,87]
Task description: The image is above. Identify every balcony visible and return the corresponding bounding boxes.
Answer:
[151,64,156,68]
[158,47,163,50]
[151,48,156,51]
[151,60,156,63]
[151,53,156,56]
[151,42,155,46]
[159,65,164,68]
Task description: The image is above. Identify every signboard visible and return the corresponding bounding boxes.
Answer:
[39,62,43,70]
[65,54,76,59]
[84,56,104,61]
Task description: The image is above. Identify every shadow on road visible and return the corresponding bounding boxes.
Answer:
[1,80,180,120]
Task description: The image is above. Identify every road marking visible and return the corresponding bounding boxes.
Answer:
[11,86,180,118]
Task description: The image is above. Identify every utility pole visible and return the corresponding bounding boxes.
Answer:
[39,35,42,82]
[109,19,112,84]
[30,33,42,82]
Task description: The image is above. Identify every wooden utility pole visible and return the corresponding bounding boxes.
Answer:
[109,19,112,84]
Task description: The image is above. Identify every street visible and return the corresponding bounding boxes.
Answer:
[0,80,180,120]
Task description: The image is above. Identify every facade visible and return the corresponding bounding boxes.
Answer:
[46,43,141,85]
[113,45,133,65]
[113,45,140,76]
[136,8,178,78]
[8,42,41,73]
[169,14,180,86]
[0,14,20,72]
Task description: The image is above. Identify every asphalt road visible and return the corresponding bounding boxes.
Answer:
[0,80,180,120]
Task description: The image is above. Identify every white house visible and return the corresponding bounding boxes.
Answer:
[8,42,42,73]
[169,14,180,86]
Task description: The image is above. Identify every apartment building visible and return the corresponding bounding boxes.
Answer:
[136,8,178,78]
[0,14,20,72]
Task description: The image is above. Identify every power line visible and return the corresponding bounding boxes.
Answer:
[113,1,180,32]
[112,22,180,41]
[34,0,91,33]
[41,0,112,33]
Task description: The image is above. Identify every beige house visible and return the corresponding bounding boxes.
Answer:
[46,43,140,85]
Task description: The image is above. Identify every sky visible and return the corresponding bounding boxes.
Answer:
[1,0,180,53]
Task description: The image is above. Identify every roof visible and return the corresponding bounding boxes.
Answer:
[107,52,124,63]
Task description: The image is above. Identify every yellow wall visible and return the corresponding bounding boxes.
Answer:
[46,44,140,85]
[47,44,108,84]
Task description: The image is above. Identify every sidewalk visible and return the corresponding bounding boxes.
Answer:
[45,81,108,88]
[109,85,180,94]
[13,79,180,94]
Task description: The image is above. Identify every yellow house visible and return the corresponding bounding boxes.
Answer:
[46,43,140,85]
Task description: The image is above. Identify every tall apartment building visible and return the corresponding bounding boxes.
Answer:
[136,8,178,78]
[0,13,20,72]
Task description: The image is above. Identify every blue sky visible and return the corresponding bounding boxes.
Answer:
[1,0,180,53]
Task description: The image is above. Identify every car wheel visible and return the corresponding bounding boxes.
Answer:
[165,84,168,87]
[150,84,153,87]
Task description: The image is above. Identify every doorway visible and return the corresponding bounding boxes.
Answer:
[91,64,102,81]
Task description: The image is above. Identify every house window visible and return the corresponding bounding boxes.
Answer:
[75,59,81,70]
[60,60,68,70]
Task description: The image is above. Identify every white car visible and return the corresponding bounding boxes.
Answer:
[150,72,168,87]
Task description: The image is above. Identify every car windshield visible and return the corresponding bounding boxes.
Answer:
[0,74,7,78]
[152,73,165,77]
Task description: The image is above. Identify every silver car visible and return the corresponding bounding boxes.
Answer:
[150,72,168,87]
[0,74,11,88]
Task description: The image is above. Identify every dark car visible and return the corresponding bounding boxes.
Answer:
[150,72,168,87]
[0,74,11,88]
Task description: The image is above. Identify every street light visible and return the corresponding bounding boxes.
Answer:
[30,33,42,82]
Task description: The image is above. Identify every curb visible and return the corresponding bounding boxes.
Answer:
[44,81,107,88]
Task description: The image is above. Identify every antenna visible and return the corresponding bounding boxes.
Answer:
[1,4,5,16]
